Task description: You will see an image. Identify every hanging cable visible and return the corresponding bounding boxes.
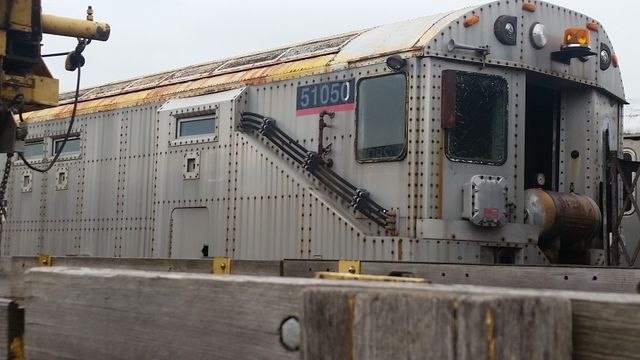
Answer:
[0,153,14,252]
[18,63,82,173]
[42,51,71,58]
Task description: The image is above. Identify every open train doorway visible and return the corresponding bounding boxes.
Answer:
[525,83,560,191]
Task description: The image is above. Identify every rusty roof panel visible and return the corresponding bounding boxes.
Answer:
[161,61,226,85]
[216,48,288,71]
[59,87,95,103]
[123,71,176,93]
[80,79,141,100]
[280,33,358,60]
[332,13,452,63]
[25,54,336,123]
[38,9,469,121]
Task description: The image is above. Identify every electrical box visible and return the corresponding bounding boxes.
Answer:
[462,175,508,227]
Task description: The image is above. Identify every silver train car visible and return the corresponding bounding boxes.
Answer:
[622,100,640,267]
[0,1,628,266]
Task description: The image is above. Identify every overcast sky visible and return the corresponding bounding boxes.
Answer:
[41,1,637,100]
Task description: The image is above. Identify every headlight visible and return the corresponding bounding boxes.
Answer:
[494,15,517,45]
[530,22,547,49]
[599,43,612,70]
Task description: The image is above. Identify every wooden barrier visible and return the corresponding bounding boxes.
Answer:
[24,267,640,359]
[0,298,23,360]
[302,288,571,359]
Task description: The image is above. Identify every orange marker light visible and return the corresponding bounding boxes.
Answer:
[464,15,480,28]
[586,21,599,32]
[563,27,590,47]
[522,3,536,12]
[612,54,619,68]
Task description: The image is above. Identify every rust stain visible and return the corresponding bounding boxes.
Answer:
[436,130,444,219]
[24,55,337,123]
[347,296,355,360]
[486,309,496,360]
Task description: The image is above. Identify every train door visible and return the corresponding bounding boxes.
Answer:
[170,207,210,258]
[439,66,525,224]
[524,83,560,191]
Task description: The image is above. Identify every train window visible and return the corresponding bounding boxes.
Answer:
[623,149,637,214]
[53,137,81,155]
[443,71,508,165]
[356,73,407,162]
[23,140,44,159]
[177,116,215,138]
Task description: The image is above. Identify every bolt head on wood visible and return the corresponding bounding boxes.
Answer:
[280,317,300,351]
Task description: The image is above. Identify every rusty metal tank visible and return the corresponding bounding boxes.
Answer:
[524,189,601,248]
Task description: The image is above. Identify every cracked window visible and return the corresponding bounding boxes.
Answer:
[443,71,508,165]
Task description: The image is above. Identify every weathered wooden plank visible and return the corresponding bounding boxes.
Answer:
[0,298,23,360]
[0,256,281,298]
[3,256,638,299]
[283,260,640,293]
[24,267,640,359]
[572,299,640,360]
[25,268,301,360]
[0,298,10,359]
[302,288,571,360]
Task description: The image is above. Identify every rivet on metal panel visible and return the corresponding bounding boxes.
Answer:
[338,259,361,274]
[212,257,232,274]
[38,255,52,266]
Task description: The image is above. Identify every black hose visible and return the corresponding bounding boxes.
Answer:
[241,112,390,228]
[19,66,82,173]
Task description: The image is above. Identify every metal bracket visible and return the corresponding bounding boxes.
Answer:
[38,255,52,266]
[212,257,231,275]
[338,259,360,274]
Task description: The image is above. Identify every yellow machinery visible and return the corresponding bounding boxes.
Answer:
[0,0,110,153]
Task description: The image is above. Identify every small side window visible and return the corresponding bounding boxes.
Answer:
[177,116,215,139]
[623,149,637,215]
[53,136,81,156]
[356,73,407,162]
[443,71,508,165]
[23,140,44,159]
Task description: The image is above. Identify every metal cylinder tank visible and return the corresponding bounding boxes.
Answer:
[524,189,602,248]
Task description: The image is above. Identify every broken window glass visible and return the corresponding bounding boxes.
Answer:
[445,72,508,165]
[356,73,407,162]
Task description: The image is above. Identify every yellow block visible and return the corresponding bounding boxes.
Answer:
[9,0,33,32]
[212,257,231,275]
[0,30,6,56]
[38,255,52,266]
[315,272,429,283]
[338,259,361,274]
[2,73,59,110]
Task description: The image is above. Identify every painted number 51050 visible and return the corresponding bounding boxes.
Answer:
[296,79,355,116]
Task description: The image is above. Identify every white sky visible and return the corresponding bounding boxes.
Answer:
[41,1,637,100]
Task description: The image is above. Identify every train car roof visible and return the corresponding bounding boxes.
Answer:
[25,1,625,122]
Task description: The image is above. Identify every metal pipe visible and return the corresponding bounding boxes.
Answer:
[41,14,110,41]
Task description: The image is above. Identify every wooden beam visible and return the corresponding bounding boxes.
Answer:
[284,259,640,293]
[302,288,571,359]
[24,267,640,359]
[0,298,23,359]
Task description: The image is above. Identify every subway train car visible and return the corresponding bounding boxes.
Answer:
[0,1,628,266]
[622,100,640,267]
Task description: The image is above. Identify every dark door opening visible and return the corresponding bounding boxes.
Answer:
[525,83,560,191]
